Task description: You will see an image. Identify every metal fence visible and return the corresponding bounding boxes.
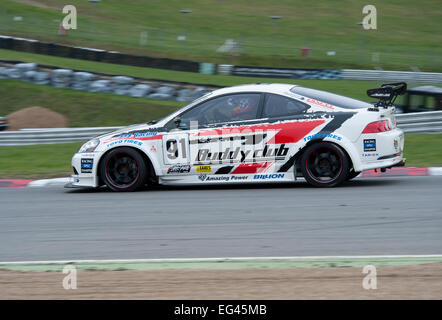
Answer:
[396,111,442,133]
[0,127,122,146]
[1,111,441,146]
[341,69,442,84]
[218,64,442,82]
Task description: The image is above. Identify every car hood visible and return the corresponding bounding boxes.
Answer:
[95,122,162,140]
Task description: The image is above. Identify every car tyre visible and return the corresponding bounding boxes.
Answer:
[100,147,147,192]
[301,142,349,187]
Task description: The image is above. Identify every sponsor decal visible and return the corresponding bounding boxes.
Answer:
[106,131,161,143]
[394,139,399,151]
[119,132,157,139]
[306,98,335,110]
[363,139,376,152]
[150,146,157,152]
[80,158,93,173]
[106,139,143,148]
[369,92,388,98]
[253,173,285,180]
[362,153,379,157]
[304,133,342,142]
[196,165,212,173]
[230,175,249,181]
[196,144,288,163]
[198,174,248,182]
[167,164,191,174]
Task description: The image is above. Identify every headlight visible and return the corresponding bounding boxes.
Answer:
[78,139,100,153]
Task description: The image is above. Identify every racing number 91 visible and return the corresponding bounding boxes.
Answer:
[166,138,187,160]
[163,134,190,164]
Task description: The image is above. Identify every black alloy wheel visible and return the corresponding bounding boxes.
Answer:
[100,147,147,192]
[301,142,350,187]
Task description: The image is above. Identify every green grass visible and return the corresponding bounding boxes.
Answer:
[0,134,440,179]
[403,134,442,167]
[0,142,82,178]
[0,0,441,71]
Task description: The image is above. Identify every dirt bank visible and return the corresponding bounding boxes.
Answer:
[1,262,441,299]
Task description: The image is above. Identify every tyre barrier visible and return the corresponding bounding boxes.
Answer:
[0,61,211,102]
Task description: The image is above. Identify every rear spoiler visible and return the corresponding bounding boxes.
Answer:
[367,82,407,108]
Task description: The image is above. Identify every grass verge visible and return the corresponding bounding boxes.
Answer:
[1,0,441,71]
[0,134,440,179]
[1,256,441,272]
[0,142,82,179]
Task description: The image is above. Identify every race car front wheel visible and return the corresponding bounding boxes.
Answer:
[100,147,147,192]
[301,142,349,187]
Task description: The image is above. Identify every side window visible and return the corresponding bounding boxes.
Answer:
[263,94,309,118]
[178,93,261,127]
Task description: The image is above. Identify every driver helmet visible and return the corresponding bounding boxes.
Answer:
[231,97,255,117]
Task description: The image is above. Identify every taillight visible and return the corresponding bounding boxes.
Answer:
[362,120,391,133]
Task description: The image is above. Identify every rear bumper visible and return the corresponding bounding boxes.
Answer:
[354,128,405,172]
[358,154,405,172]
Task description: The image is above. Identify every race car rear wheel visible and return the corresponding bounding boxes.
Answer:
[301,142,349,187]
[100,147,147,192]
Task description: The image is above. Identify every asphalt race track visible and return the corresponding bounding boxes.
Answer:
[0,176,441,262]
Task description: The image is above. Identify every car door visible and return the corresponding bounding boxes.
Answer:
[259,93,323,173]
[162,92,265,178]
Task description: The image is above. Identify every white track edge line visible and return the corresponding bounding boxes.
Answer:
[1,254,442,265]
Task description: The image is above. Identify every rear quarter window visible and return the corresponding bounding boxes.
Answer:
[291,87,372,109]
[263,94,309,118]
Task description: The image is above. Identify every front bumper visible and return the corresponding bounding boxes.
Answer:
[71,152,101,187]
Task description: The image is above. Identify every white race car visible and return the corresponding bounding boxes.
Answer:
[70,82,406,191]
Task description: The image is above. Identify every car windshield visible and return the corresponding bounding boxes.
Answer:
[290,86,372,109]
